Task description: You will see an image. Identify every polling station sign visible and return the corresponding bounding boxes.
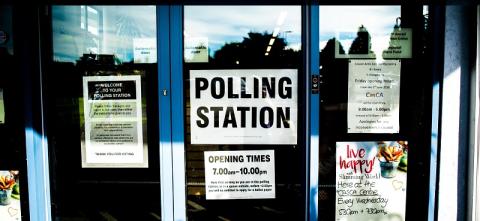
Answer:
[190,69,298,145]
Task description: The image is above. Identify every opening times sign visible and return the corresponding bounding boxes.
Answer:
[82,75,145,167]
[347,60,401,133]
[190,69,298,145]
[204,150,275,200]
[336,142,407,221]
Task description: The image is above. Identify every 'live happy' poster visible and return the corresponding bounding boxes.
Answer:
[336,141,408,221]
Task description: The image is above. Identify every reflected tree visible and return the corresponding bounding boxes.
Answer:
[211,32,300,68]
[349,25,375,58]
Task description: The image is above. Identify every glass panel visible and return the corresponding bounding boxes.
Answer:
[0,5,27,221]
[318,5,432,221]
[184,6,304,220]
[50,6,160,220]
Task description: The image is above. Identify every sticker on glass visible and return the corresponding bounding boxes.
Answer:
[382,28,412,59]
[133,38,157,63]
[185,37,209,63]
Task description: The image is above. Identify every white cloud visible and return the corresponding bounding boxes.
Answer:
[185,6,302,54]
[320,6,401,36]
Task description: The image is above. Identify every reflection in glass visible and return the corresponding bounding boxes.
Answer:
[53,6,156,63]
[184,6,301,65]
[320,6,401,59]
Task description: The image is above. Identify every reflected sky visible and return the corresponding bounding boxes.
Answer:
[52,6,399,63]
[53,6,156,63]
[320,6,401,55]
[185,6,302,56]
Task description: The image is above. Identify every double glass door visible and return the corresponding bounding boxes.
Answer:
[48,5,306,221]
[182,6,305,220]
[46,4,433,221]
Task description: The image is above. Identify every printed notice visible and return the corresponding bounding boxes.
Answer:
[382,28,412,59]
[82,76,146,168]
[336,142,408,221]
[0,89,4,124]
[190,69,298,145]
[348,60,400,133]
[204,150,275,200]
[185,37,209,63]
[133,38,157,63]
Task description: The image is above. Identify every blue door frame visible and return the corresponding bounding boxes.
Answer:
[20,3,448,221]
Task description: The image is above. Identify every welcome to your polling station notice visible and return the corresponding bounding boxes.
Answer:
[82,75,146,168]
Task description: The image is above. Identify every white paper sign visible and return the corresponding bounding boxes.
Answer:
[185,37,209,63]
[190,69,297,144]
[348,60,400,133]
[133,38,157,63]
[0,89,4,124]
[382,28,412,59]
[336,142,408,221]
[204,150,275,200]
[82,76,146,167]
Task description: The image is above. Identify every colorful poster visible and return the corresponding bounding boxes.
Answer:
[336,141,408,221]
[0,170,21,221]
[0,89,4,124]
[82,75,147,168]
[348,60,401,133]
[204,150,275,200]
[190,69,298,144]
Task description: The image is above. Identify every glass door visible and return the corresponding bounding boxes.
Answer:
[48,6,162,220]
[317,5,433,221]
[182,5,306,220]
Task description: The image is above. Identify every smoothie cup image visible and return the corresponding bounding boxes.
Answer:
[0,175,16,205]
[377,144,404,179]
[380,160,400,178]
[0,189,12,205]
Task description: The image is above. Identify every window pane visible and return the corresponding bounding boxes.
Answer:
[184,5,305,220]
[50,6,160,220]
[318,5,432,221]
